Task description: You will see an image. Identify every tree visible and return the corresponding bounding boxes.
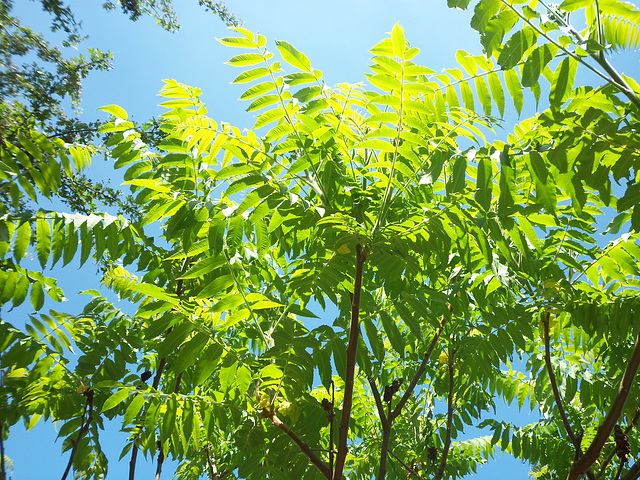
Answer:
[0,0,239,218]
[2,1,640,479]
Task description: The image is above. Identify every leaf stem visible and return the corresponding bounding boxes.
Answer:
[223,249,268,346]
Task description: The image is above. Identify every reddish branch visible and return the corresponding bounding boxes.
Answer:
[262,409,331,478]
[544,313,581,452]
[61,390,94,480]
[568,325,640,480]
[434,357,455,480]
[333,244,367,479]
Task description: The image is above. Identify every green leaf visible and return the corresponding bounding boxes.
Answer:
[12,274,29,308]
[99,105,128,120]
[36,216,51,268]
[475,76,492,115]
[193,343,224,385]
[13,221,31,262]
[380,311,404,358]
[275,40,311,71]
[124,393,145,425]
[30,280,44,311]
[391,23,407,57]
[460,81,475,111]
[487,71,505,117]
[173,332,210,373]
[157,321,195,358]
[503,69,523,115]
[218,36,257,48]
[179,255,226,279]
[196,274,235,299]
[101,388,131,413]
[240,82,276,100]
[522,44,559,88]
[549,57,578,109]
[498,27,537,70]
[232,67,270,84]
[526,151,556,213]
[475,155,493,210]
[226,53,264,67]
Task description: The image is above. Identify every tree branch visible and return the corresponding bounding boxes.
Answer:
[435,357,455,480]
[391,314,447,420]
[369,378,388,426]
[154,442,164,480]
[544,313,581,451]
[262,409,331,479]
[568,324,640,480]
[389,450,427,480]
[128,440,138,480]
[368,378,392,480]
[333,244,367,479]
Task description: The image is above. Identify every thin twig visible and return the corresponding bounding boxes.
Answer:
[568,324,640,479]
[389,450,427,480]
[391,314,447,420]
[333,244,368,479]
[262,410,331,478]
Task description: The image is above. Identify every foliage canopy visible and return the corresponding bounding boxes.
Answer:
[3,1,640,480]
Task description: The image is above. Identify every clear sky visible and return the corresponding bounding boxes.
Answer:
[5,0,640,479]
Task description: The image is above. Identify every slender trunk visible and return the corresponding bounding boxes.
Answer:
[333,244,367,479]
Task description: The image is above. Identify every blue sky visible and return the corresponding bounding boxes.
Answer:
[5,0,640,479]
